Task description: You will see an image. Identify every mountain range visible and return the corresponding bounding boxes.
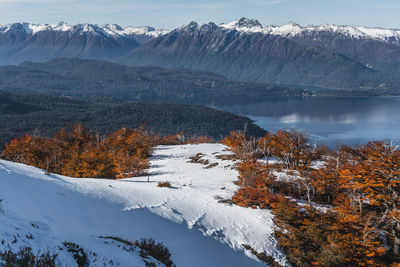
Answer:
[0,22,168,65]
[1,18,400,92]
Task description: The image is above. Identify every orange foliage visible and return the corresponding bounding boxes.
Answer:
[233,187,283,209]
[236,159,273,188]
[1,124,152,179]
[155,132,185,145]
[223,129,400,266]
[222,130,246,148]
[335,141,400,263]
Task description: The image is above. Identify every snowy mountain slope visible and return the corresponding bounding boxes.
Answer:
[219,18,400,75]
[127,20,387,91]
[0,162,164,266]
[0,22,169,65]
[0,22,169,40]
[0,144,286,266]
[220,18,400,46]
[1,19,398,46]
[126,18,400,90]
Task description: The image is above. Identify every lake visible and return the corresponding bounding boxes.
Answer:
[215,97,400,148]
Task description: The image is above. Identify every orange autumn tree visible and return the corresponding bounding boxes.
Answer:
[155,132,186,145]
[1,124,152,179]
[232,158,279,208]
[223,129,400,266]
[105,127,151,178]
[337,141,400,264]
[2,134,40,167]
[54,124,116,178]
[222,130,247,157]
[308,151,344,204]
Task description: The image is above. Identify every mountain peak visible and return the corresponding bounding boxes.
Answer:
[220,17,263,32]
[178,21,199,32]
[187,21,199,29]
[287,21,300,27]
[236,17,263,28]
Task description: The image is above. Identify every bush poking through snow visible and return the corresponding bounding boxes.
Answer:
[63,242,88,267]
[157,182,172,188]
[135,238,175,267]
[99,236,175,266]
[214,195,232,205]
[0,246,57,267]
[188,153,209,165]
[205,162,219,169]
[216,154,237,161]
[99,236,135,247]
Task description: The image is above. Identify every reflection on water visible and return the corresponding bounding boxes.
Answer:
[215,97,400,148]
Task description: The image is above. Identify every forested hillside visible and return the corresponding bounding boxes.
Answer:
[0,58,307,104]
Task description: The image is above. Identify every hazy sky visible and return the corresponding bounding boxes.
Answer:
[0,0,399,29]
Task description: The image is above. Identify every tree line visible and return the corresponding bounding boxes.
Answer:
[0,124,215,179]
[223,130,400,266]
[1,124,152,179]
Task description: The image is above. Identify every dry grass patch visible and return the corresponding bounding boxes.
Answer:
[157,182,172,188]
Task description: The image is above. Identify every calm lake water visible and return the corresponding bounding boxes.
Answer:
[216,97,400,148]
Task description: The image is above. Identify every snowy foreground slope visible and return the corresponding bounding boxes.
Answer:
[0,144,286,266]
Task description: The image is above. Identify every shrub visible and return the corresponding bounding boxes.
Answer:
[63,242,87,267]
[135,238,174,267]
[205,162,218,169]
[0,246,57,267]
[188,153,209,165]
[155,133,185,145]
[157,182,172,188]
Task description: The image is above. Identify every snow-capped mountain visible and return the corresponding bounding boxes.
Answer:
[125,18,400,91]
[220,18,400,76]
[219,17,264,33]
[1,18,400,92]
[0,22,168,40]
[0,22,168,65]
[220,18,400,46]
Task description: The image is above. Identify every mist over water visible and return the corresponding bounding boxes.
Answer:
[216,97,400,148]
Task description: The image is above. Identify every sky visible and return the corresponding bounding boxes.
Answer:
[0,0,399,29]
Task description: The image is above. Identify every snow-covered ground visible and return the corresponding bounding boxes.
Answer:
[0,144,287,266]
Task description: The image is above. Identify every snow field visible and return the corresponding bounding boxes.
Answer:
[0,144,288,266]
